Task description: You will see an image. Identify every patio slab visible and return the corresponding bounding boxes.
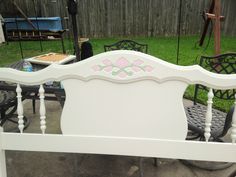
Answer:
[4,99,236,177]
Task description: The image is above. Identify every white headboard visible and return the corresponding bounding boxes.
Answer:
[1,51,236,140]
[0,50,236,169]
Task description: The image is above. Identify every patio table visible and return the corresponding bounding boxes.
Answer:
[0,60,67,106]
[0,81,65,107]
[0,59,71,130]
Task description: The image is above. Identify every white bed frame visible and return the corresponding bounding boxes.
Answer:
[0,50,236,177]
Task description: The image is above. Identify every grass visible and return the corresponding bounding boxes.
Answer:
[0,36,236,111]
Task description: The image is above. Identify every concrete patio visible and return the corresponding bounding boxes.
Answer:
[4,99,236,177]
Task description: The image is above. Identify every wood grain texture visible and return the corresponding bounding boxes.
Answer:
[1,0,235,37]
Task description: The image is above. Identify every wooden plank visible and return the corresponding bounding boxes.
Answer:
[11,0,37,30]
[0,128,7,177]
[2,133,236,163]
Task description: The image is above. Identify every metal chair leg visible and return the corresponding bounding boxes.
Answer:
[32,92,37,114]
[154,158,158,167]
[32,98,36,114]
[139,157,144,177]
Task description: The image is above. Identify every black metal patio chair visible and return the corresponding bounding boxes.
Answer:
[185,53,236,141]
[0,90,30,132]
[104,40,148,54]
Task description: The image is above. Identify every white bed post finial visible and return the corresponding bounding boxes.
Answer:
[231,94,236,144]
[39,84,46,134]
[16,84,24,133]
[204,88,214,142]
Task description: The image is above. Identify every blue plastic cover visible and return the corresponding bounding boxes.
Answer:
[4,17,63,31]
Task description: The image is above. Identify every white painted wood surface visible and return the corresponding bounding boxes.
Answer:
[61,79,188,139]
[0,128,6,177]
[16,84,24,133]
[2,133,236,163]
[204,88,214,142]
[0,51,236,89]
[39,85,46,134]
[0,50,236,177]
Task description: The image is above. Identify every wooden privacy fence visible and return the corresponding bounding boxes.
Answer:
[0,0,235,37]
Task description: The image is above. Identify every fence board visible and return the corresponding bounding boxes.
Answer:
[0,0,235,37]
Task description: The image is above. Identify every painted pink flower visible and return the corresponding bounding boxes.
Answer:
[102,59,112,66]
[132,66,141,72]
[144,66,153,72]
[118,71,127,78]
[115,58,130,68]
[92,65,101,71]
[92,57,154,78]
[104,66,113,72]
[133,59,144,66]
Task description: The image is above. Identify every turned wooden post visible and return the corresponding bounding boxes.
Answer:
[204,89,214,142]
[16,84,24,133]
[39,84,46,134]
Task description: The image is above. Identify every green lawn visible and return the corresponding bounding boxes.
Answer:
[0,36,236,111]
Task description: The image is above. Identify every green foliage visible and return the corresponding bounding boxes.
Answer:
[0,36,236,111]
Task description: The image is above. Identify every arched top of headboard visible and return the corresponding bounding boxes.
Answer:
[0,50,236,89]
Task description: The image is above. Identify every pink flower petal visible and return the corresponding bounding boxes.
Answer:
[133,59,144,66]
[104,66,113,72]
[102,59,112,66]
[92,65,101,71]
[144,65,153,72]
[118,71,127,78]
[115,57,130,68]
[132,66,141,72]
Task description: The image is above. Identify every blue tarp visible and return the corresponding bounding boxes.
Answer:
[4,17,62,31]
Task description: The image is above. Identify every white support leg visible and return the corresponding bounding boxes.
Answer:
[16,84,24,133]
[39,85,46,134]
[204,88,214,142]
[0,127,7,177]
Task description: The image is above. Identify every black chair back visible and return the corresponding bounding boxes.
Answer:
[104,40,148,54]
[194,53,236,104]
